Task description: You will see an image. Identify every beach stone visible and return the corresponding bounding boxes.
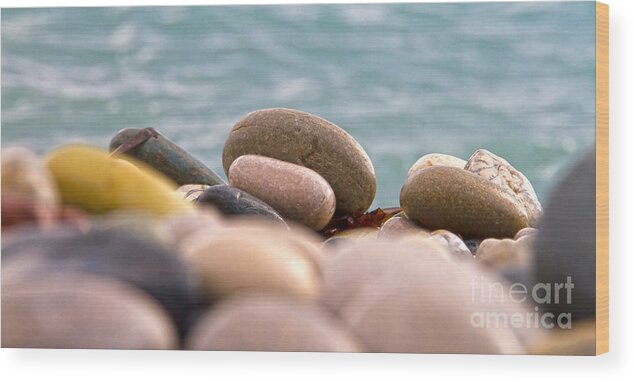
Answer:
[333,227,379,240]
[1,226,203,339]
[186,295,362,352]
[1,274,178,349]
[196,184,285,223]
[475,235,535,270]
[222,108,376,214]
[45,145,193,217]
[465,149,542,226]
[177,184,210,202]
[181,223,322,301]
[400,166,529,238]
[378,212,430,238]
[534,148,596,320]
[228,155,335,231]
[514,227,538,240]
[2,147,60,229]
[1,146,59,208]
[431,229,473,259]
[110,128,225,186]
[407,153,467,177]
[161,208,225,248]
[529,319,596,355]
[320,239,527,354]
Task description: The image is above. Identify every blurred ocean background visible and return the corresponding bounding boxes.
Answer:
[1,2,596,208]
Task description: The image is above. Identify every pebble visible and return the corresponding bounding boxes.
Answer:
[378,212,430,238]
[228,155,336,231]
[407,153,466,177]
[400,166,529,238]
[222,108,376,214]
[431,229,473,259]
[475,235,535,270]
[186,295,362,352]
[45,145,194,217]
[320,239,527,354]
[2,226,202,339]
[333,227,379,240]
[110,128,225,186]
[514,227,538,240]
[177,184,210,202]
[534,148,596,320]
[196,184,285,223]
[181,222,322,301]
[465,149,542,226]
[1,274,178,349]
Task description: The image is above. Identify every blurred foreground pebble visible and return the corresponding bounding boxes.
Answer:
[187,295,362,352]
[2,274,178,349]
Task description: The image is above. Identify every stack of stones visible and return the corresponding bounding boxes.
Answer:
[1,107,593,354]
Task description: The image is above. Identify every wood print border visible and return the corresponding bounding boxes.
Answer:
[595,1,609,356]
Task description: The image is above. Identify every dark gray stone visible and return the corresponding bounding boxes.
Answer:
[196,184,285,223]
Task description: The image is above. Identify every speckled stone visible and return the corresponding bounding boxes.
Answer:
[45,145,193,216]
[181,223,322,301]
[465,149,542,226]
[228,155,335,231]
[407,153,467,177]
[320,239,527,354]
[196,184,285,223]
[186,295,362,352]
[110,128,225,186]
[222,108,376,214]
[1,274,178,349]
[2,226,202,339]
[400,166,529,238]
[431,229,473,259]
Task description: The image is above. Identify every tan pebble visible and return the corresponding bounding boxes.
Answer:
[228,154,335,231]
[223,108,376,214]
[465,149,542,226]
[181,223,322,300]
[400,166,529,238]
[320,239,527,354]
[1,274,178,349]
[334,227,379,240]
[186,295,362,352]
[407,153,467,177]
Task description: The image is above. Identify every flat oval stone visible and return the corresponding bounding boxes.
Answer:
[2,226,203,339]
[228,155,335,231]
[186,295,362,352]
[2,274,178,349]
[110,128,225,186]
[320,239,527,354]
[465,149,542,226]
[222,108,376,214]
[196,184,285,223]
[181,224,321,301]
[400,166,529,238]
[407,153,466,177]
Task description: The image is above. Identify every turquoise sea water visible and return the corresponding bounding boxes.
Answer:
[1,2,596,208]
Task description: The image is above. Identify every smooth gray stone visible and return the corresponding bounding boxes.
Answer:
[110,128,225,186]
[1,226,203,339]
[534,147,596,320]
